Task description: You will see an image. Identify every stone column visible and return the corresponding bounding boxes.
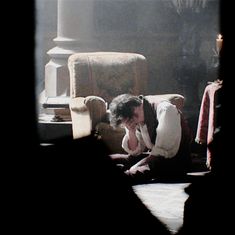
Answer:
[40,0,95,121]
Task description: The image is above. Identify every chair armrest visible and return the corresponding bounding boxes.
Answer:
[84,96,107,126]
[146,94,185,111]
[69,96,107,139]
[69,97,91,139]
[160,94,185,110]
[70,97,88,112]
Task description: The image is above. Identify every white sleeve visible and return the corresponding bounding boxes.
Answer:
[122,127,146,155]
[150,101,182,158]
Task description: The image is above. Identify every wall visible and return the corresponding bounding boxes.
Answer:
[35,0,57,96]
[36,0,220,133]
[92,0,220,110]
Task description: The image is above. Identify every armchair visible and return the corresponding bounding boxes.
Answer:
[68,52,185,153]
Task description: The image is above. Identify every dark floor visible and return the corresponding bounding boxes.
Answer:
[38,120,209,234]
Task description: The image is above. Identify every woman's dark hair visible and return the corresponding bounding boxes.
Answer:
[109,94,142,127]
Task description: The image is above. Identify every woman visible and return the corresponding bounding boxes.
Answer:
[109,94,192,184]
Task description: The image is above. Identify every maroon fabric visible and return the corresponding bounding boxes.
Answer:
[195,81,222,168]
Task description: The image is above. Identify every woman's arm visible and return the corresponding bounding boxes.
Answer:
[151,101,182,158]
[122,126,146,155]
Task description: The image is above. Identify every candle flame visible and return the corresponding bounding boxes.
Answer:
[217,34,222,40]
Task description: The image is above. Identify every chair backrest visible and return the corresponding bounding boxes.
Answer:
[68,52,148,104]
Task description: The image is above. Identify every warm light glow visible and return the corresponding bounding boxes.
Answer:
[217,34,222,40]
[216,34,223,53]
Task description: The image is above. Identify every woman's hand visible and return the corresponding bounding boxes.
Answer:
[123,119,139,151]
[123,119,137,132]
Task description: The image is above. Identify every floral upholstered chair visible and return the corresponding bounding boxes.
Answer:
[68,52,184,153]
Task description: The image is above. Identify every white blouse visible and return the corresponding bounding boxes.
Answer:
[122,101,182,158]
